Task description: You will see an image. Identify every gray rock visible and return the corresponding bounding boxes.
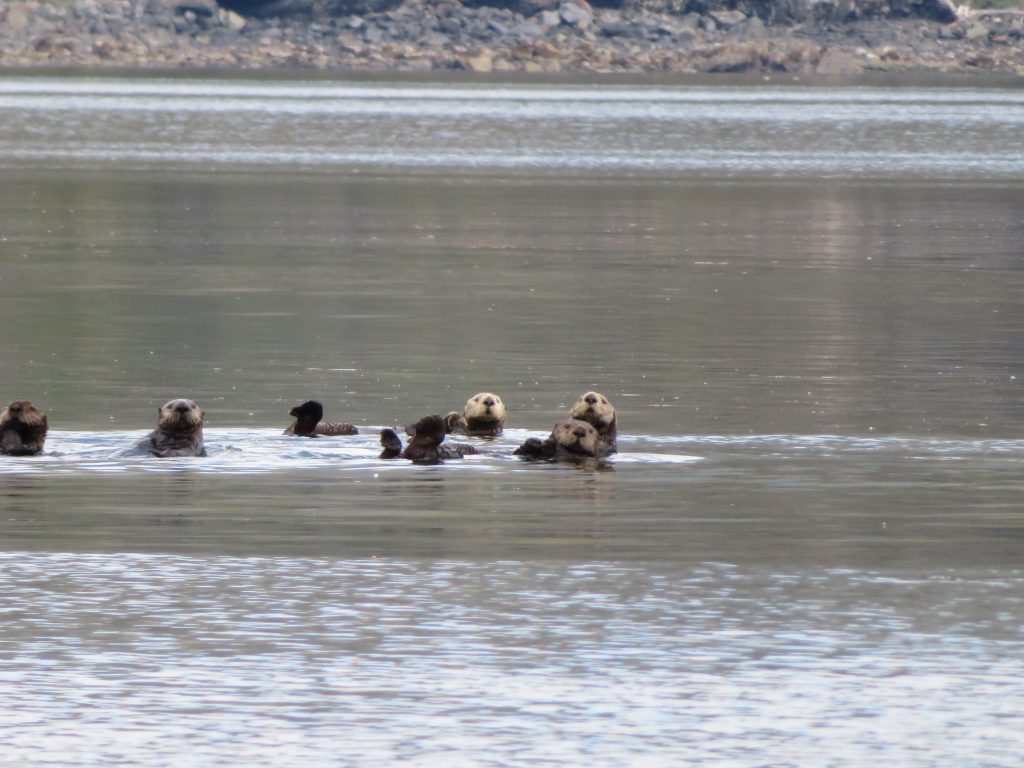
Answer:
[539,9,560,26]
[4,5,32,30]
[559,1,592,28]
[815,46,864,74]
[176,0,218,18]
[709,9,747,28]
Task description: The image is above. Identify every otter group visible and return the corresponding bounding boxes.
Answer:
[0,390,619,463]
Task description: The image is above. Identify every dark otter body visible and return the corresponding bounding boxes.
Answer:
[379,428,403,459]
[0,400,48,456]
[137,398,206,457]
[284,400,358,436]
[569,391,618,454]
[514,419,612,462]
[384,415,476,463]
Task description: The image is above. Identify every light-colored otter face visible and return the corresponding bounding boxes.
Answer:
[550,419,601,455]
[157,399,204,431]
[1,400,46,428]
[464,392,506,422]
[569,391,616,432]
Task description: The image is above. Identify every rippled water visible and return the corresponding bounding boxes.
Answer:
[2,74,1024,766]
[2,76,1024,176]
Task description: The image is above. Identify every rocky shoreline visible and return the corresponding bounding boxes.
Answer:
[1,0,1023,76]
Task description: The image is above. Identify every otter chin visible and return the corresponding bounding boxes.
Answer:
[385,414,476,463]
[456,392,506,437]
[136,398,206,457]
[569,391,617,453]
[514,419,612,461]
[0,400,48,456]
[284,400,359,437]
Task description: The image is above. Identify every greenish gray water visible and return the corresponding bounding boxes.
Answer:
[1,76,1023,766]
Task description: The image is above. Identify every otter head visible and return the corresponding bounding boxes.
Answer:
[464,392,505,421]
[550,419,603,456]
[445,412,469,435]
[288,400,324,436]
[157,399,205,433]
[379,428,403,459]
[1,400,47,429]
[408,414,447,447]
[462,392,506,436]
[569,391,616,438]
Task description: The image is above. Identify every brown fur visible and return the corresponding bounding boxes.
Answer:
[136,398,206,457]
[379,428,403,459]
[284,400,358,437]
[569,391,617,454]
[0,400,48,456]
[514,419,612,461]
[393,415,475,462]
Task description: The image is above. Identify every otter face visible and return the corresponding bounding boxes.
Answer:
[569,391,616,433]
[157,399,205,431]
[464,392,506,422]
[550,419,602,456]
[1,400,46,429]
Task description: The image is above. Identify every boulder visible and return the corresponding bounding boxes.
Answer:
[815,46,864,74]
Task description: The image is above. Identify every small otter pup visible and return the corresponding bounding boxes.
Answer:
[379,428,403,459]
[0,400,48,456]
[284,400,359,437]
[136,398,206,457]
[384,415,475,463]
[446,392,506,437]
[514,419,613,461]
[569,391,617,454]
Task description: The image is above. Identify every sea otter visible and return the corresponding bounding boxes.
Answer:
[0,400,48,456]
[136,398,206,457]
[383,415,476,463]
[514,419,613,461]
[569,391,617,453]
[284,400,359,436]
[446,392,506,437]
[379,428,403,459]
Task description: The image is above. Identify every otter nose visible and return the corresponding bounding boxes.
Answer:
[585,394,598,405]
[573,427,587,438]
[484,397,494,407]
[175,402,191,412]
[9,403,22,413]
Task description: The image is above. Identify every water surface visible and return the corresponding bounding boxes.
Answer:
[2,74,1024,766]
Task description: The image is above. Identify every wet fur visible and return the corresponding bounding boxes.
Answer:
[137,398,206,457]
[386,415,476,462]
[284,400,359,436]
[457,392,506,437]
[0,400,48,456]
[569,391,617,454]
[514,419,612,461]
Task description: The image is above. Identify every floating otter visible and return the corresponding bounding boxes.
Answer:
[136,398,206,457]
[383,415,476,463]
[284,400,358,437]
[379,428,403,459]
[514,419,613,461]
[445,392,506,437]
[0,400,48,456]
[569,391,617,453]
